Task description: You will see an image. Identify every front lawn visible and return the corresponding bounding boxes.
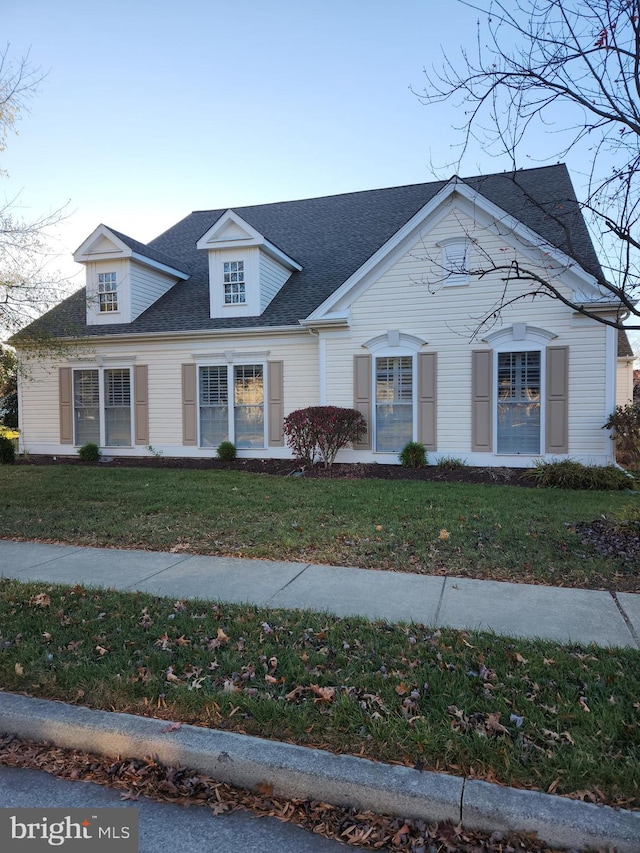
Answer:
[1,465,638,589]
[0,579,637,808]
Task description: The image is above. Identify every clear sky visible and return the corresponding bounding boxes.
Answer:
[3,0,639,353]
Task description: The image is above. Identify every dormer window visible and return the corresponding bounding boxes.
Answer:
[98,272,118,312]
[223,261,246,304]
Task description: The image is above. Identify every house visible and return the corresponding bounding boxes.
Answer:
[14,164,633,467]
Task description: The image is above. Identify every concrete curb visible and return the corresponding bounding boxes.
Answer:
[1,693,638,852]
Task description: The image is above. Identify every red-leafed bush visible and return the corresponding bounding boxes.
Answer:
[283,406,367,468]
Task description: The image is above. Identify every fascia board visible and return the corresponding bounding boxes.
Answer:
[196,210,302,271]
[130,252,190,280]
[73,225,133,263]
[307,180,610,322]
[305,182,459,321]
[452,182,604,296]
[196,209,265,249]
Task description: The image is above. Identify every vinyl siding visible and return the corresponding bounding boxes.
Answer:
[259,253,291,312]
[18,333,317,457]
[130,262,181,321]
[323,208,611,463]
[616,358,634,406]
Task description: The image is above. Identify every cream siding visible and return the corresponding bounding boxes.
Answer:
[616,358,634,406]
[129,262,181,321]
[321,208,613,465]
[259,253,291,312]
[18,333,317,458]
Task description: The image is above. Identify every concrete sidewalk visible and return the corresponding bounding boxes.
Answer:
[1,539,639,851]
[0,539,638,647]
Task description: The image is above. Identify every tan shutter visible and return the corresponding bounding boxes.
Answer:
[267,360,284,446]
[182,363,197,446]
[472,350,493,452]
[417,352,437,450]
[546,346,568,454]
[353,354,372,449]
[59,367,73,444]
[134,364,149,445]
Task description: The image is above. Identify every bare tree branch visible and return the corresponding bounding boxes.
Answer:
[416,0,640,332]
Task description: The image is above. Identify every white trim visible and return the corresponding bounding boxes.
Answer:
[319,337,327,405]
[190,350,270,363]
[604,325,617,458]
[363,331,427,352]
[71,365,134,449]
[74,224,188,279]
[484,324,557,346]
[306,178,613,323]
[131,251,190,280]
[196,360,267,450]
[196,210,302,271]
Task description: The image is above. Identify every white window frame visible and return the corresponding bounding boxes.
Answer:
[369,349,417,454]
[197,362,266,449]
[487,325,557,457]
[438,239,469,287]
[72,365,134,447]
[223,260,246,304]
[98,272,118,312]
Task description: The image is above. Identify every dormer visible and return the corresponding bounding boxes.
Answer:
[196,210,302,319]
[74,225,190,326]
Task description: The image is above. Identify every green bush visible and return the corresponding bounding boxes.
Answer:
[436,455,466,470]
[523,459,635,490]
[78,442,101,462]
[283,406,367,468]
[0,435,15,464]
[217,441,237,462]
[399,441,427,468]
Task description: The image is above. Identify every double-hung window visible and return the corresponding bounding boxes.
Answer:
[223,261,245,304]
[72,367,132,446]
[198,364,264,448]
[375,356,413,452]
[98,272,118,312]
[199,366,229,447]
[497,351,541,454]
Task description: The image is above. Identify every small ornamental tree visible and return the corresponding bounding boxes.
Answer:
[283,406,367,468]
[604,404,640,468]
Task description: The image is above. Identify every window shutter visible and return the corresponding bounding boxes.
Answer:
[546,346,568,453]
[472,350,493,452]
[59,367,73,444]
[353,354,372,449]
[417,352,437,450]
[134,365,149,445]
[182,363,197,446]
[267,360,284,446]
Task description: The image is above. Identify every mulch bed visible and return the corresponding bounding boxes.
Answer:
[16,453,536,487]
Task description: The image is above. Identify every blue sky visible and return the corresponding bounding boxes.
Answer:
[3,0,638,353]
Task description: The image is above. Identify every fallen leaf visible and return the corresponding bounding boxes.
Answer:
[14,663,24,676]
[160,722,182,733]
[438,529,450,540]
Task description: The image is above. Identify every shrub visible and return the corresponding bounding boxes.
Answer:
[523,459,635,491]
[436,455,466,470]
[0,435,15,464]
[283,406,367,468]
[78,442,101,462]
[217,441,237,462]
[399,441,427,468]
[604,403,640,468]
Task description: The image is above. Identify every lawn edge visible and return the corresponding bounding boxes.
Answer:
[0,692,637,852]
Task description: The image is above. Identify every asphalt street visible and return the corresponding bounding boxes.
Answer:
[0,765,348,852]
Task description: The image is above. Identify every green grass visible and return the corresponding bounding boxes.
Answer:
[1,465,638,589]
[0,578,638,808]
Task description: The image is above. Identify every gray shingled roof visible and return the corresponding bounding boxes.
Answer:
[105,226,191,276]
[19,164,606,340]
[618,329,634,357]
